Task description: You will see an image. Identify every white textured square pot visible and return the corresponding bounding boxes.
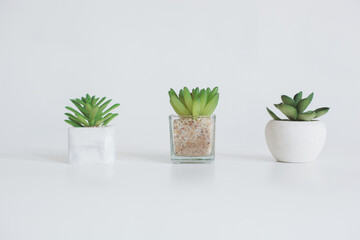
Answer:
[68,126,115,164]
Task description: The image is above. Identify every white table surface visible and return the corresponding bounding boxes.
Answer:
[1,148,359,240]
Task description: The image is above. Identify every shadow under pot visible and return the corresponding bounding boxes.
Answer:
[68,126,115,164]
[169,115,216,163]
[265,120,326,163]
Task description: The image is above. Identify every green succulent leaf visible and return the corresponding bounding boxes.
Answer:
[275,103,298,120]
[86,94,91,101]
[170,100,184,116]
[315,107,330,118]
[95,113,111,126]
[192,96,201,116]
[99,99,112,112]
[99,113,112,124]
[193,87,199,99]
[179,89,185,104]
[208,87,219,100]
[199,89,208,112]
[96,97,106,106]
[89,106,99,125]
[85,103,92,114]
[103,104,120,116]
[65,119,82,127]
[266,107,281,120]
[201,93,219,115]
[75,112,89,126]
[94,109,103,122]
[183,87,193,112]
[206,88,211,96]
[103,113,119,126]
[75,98,85,106]
[281,95,296,107]
[90,96,96,106]
[297,111,316,121]
[82,97,88,104]
[297,92,313,113]
[293,91,303,105]
[65,113,83,125]
[169,90,191,115]
[65,112,76,119]
[65,106,84,118]
[71,99,88,117]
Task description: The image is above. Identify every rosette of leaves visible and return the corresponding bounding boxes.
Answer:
[267,91,329,121]
[65,94,120,127]
[169,87,219,116]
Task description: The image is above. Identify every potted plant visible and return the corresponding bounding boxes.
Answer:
[168,87,219,163]
[65,94,120,164]
[265,91,330,163]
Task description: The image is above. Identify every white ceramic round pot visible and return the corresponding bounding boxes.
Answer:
[265,120,326,163]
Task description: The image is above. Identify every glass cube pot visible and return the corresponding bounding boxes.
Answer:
[68,126,115,164]
[169,115,216,163]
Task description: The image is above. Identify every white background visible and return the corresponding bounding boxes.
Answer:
[1,0,360,239]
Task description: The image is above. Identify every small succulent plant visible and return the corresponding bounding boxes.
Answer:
[169,87,219,116]
[65,94,120,127]
[267,91,329,121]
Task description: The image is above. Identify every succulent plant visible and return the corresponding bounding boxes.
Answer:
[65,94,120,127]
[169,87,219,116]
[267,91,329,121]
